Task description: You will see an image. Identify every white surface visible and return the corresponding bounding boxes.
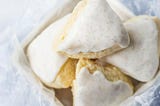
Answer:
[0,0,61,106]
[27,15,69,83]
[103,16,159,81]
[74,68,132,106]
[58,0,129,54]
[0,0,160,106]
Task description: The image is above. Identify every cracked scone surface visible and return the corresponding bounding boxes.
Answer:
[73,59,133,106]
[56,0,130,59]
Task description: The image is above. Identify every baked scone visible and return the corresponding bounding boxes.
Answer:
[100,16,159,82]
[107,0,135,21]
[73,59,133,106]
[27,14,78,88]
[56,0,130,59]
[134,16,160,57]
[23,0,81,48]
[152,16,160,57]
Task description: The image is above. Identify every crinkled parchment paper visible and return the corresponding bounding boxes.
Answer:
[0,0,160,106]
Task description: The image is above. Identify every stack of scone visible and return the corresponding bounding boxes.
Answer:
[26,0,160,106]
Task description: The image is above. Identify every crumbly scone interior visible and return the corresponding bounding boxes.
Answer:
[59,44,123,59]
[76,58,134,90]
[46,59,78,88]
[27,14,78,89]
[25,0,160,105]
[72,58,134,106]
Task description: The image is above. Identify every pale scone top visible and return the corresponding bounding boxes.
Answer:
[102,16,159,82]
[27,14,78,89]
[73,59,134,106]
[56,0,130,59]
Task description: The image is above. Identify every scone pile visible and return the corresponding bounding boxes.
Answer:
[27,0,160,106]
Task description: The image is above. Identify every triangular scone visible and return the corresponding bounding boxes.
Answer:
[73,59,133,106]
[100,16,159,82]
[56,0,130,59]
[27,14,78,88]
[107,0,135,21]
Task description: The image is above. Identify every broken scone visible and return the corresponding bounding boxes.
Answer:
[27,14,78,88]
[56,0,130,59]
[73,59,133,106]
[100,16,159,82]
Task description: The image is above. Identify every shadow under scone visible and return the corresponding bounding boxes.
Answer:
[55,88,73,106]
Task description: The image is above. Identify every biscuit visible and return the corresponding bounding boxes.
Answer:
[72,59,134,106]
[27,14,77,88]
[56,0,130,59]
[100,16,159,81]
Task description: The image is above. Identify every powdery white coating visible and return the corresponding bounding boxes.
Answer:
[23,0,81,48]
[2,0,159,106]
[107,0,135,21]
[74,67,133,106]
[27,15,70,83]
[58,0,129,54]
[103,16,159,82]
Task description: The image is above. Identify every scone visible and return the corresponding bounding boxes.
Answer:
[107,0,135,21]
[152,16,160,57]
[23,0,81,48]
[56,0,130,59]
[133,16,160,57]
[100,16,159,82]
[27,14,78,88]
[73,59,133,106]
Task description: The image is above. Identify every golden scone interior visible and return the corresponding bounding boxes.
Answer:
[73,59,134,106]
[76,59,134,89]
[27,14,78,89]
[45,59,78,88]
[59,45,123,59]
